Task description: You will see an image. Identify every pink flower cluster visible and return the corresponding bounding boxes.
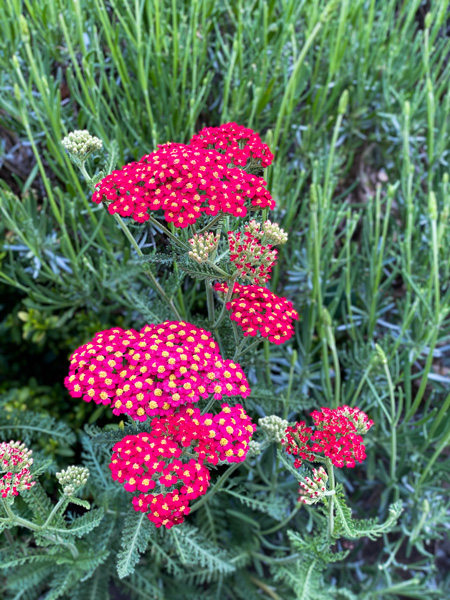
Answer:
[65,321,250,420]
[109,403,255,528]
[228,231,277,284]
[66,320,256,529]
[92,141,274,228]
[189,122,274,168]
[215,282,299,344]
[0,441,35,499]
[282,406,374,469]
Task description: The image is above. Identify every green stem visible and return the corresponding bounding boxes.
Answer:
[113,213,182,319]
[260,502,302,536]
[1,498,40,531]
[42,496,67,529]
[206,281,215,324]
[213,275,237,329]
[325,459,335,540]
[189,463,240,514]
[382,359,398,486]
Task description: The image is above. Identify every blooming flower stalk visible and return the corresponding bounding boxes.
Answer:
[65,321,251,420]
[109,403,256,528]
[92,143,274,227]
[0,441,35,499]
[282,406,374,469]
[215,282,299,344]
[189,122,274,169]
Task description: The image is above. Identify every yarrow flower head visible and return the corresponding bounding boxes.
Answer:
[62,130,103,160]
[109,403,256,528]
[282,406,373,469]
[0,441,35,499]
[188,231,220,264]
[189,122,274,169]
[215,282,299,344]
[298,466,329,505]
[65,321,251,421]
[56,466,90,496]
[259,415,289,443]
[245,220,288,246]
[228,231,277,284]
[92,143,274,227]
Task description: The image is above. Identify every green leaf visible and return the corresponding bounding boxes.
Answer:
[116,509,154,579]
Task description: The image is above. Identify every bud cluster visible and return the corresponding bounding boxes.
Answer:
[298,466,329,505]
[56,465,90,496]
[0,441,35,499]
[188,232,220,264]
[245,220,288,246]
[62,130,103,160]
[228,231,277,284]
[247,440,262,457]
[259,415,289,443]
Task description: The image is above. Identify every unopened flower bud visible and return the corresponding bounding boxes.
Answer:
[56,465,90,496]
[298,466,329,504]
[247,440,262,457]
[262,220,288,245]
[188,231,220,263]
[61,130,103,160]
[259,415,289,443]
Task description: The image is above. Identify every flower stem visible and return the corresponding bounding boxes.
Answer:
[189,463,240,514]
[113,213,182,320]
[325,459,335,540]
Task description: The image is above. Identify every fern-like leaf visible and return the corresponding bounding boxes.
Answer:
[333,485,402,540]
[116,509,154,579]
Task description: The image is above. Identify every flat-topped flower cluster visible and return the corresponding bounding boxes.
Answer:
[65,321,250,420]
[65,320,256,528]
[92,141,274,228]
[282,406,374,469]
[215,282,298,344]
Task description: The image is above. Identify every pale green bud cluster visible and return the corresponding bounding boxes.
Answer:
[245,219,288,245]
[56,465,90,496]
[247,440,262,457]
[188,231,220,263]
[259,415,289,443]
[299,466,329,505]
[62,130,103,160]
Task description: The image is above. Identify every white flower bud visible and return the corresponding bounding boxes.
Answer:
[188,231,220,264]
[259,415,289,443]
[247,440,262,457]
[56,465,90,496]
[61,130,103,160]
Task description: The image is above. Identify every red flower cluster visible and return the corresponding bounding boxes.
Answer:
[282,406,374,469]
[228,231,277,284]
[0,441,35,499]
[65,321,250,420]
[109,403,255,528]
[215,282,299,344]
[189,122,274,168]
[92,142,274,228]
